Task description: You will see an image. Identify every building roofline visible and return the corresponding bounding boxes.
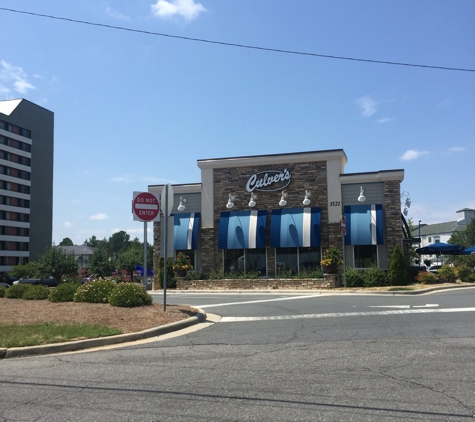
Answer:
[340,169,405,183]
[197,149,347,169]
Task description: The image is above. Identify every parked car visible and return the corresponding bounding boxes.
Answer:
[428,264,443,273]
[1,276,18,286]
[15,277,58,288]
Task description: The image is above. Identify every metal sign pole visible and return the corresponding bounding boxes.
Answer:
[163,185,168,311]
[143,221,147,289]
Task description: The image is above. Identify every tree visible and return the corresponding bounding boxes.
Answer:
[36,245,79,285]
[87,248,116,277]
[118,248,142,281]
[450,217,475,267]
[10,261,40,279]
[59,237,74,246]
[388,244,409,286]
[109,230,130,259]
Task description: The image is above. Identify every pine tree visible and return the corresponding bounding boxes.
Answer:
[388,244,409,286]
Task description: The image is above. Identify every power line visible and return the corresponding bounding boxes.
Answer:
[1,7,474,73]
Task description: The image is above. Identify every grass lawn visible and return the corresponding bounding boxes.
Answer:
[0,322,123,348]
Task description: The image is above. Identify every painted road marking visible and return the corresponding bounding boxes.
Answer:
[220,307,475,322]
[367,304,439,309]
[197,294,321,309]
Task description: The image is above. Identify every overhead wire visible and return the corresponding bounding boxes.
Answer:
[1,7,474,73]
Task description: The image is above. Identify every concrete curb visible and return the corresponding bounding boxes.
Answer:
[0,310,207,360]
[150,284,475,296]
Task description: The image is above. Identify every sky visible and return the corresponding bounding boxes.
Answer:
[0,0,474,245]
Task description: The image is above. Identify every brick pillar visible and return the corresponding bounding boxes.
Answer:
[384,181,403,260]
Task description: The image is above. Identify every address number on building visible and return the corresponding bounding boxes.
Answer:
[329,201,340,206]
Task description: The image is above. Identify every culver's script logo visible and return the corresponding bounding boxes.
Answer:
[246,169,291,192]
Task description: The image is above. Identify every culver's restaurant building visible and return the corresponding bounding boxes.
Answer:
[150,149,404,281]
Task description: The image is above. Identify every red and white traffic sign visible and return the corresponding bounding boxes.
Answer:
[340,215,346,235]
[133,191,160,222]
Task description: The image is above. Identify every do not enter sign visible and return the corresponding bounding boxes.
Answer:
[133,192,160,222]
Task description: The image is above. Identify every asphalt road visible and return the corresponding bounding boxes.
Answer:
[1,287,475,421]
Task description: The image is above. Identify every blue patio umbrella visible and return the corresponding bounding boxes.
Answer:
[135,266,154,276]
[416,242,465,255]
[462,246,475,255]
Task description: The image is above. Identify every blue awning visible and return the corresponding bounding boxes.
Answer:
[344,204,383,245]
[218,210,267,250]
[270,207,321,248]
[173,212,200,250]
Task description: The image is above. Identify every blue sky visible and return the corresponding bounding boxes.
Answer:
[1,0,474,245]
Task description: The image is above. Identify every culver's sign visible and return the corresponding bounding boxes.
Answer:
[246,169,291,192]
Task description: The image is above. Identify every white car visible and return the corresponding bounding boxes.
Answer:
[428,264,442,273]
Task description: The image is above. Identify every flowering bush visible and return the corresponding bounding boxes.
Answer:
[320,246,343,266]
[173,252,193,272]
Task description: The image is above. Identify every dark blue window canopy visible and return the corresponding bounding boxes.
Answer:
[173,212,200,250]
[218,210,267,250]
[270,207,321,248]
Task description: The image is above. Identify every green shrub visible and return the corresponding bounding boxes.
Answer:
[49,282,81,302]
[225,270,260,279]
[296,268,324,279]
[456,265,473,282]
[73,279,116,303]
[208,267,224,280]
[186,269,202,280]
[363,267,388,287]
[415,271,437,284]
[108,283,153,307]
[4,284,30,299]
[276,268,294,279]
[156,257,176,288]
[345,267,364,287]
[0,286,6,297]
[437,265,457,283]
[22,285,50,300]
[388,245,410,286]
[407,266,421,283]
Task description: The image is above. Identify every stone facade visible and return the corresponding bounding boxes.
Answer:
[384,180,403,259]
[176,274,340,290]
[150,149,404,287]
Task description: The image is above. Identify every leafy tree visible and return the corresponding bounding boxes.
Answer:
[59,237,74,246]
[36,245,79,285]
[84,235,105,248]
[450,217,475,267]
[118,248,142,281]
[87,248,116,277]
[388,244,409,286]
[10,261,40,279]
[109,230,130,259]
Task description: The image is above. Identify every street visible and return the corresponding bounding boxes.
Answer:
[1,287,475,421]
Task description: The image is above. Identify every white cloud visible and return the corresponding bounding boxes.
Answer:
[376,117,394,124]
[399,149,430,161]
[0,60,36,95]
[448,146,466,152]
[90,213,109,220]
[355,95,378,117]
[64,221,72,228]
[151,0,207,21]
[105,7,130,20]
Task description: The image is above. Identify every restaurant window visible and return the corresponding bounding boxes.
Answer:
[354,245,377,269]
[223,248,267,276]
[275,246,321,276]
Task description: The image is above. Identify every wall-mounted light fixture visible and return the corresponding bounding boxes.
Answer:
[177,196,186,212]
[279,191,287,207]
[226,194,235,209]
[248,193,256,208]
[358,186,366,202]
[302,190,311,206]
